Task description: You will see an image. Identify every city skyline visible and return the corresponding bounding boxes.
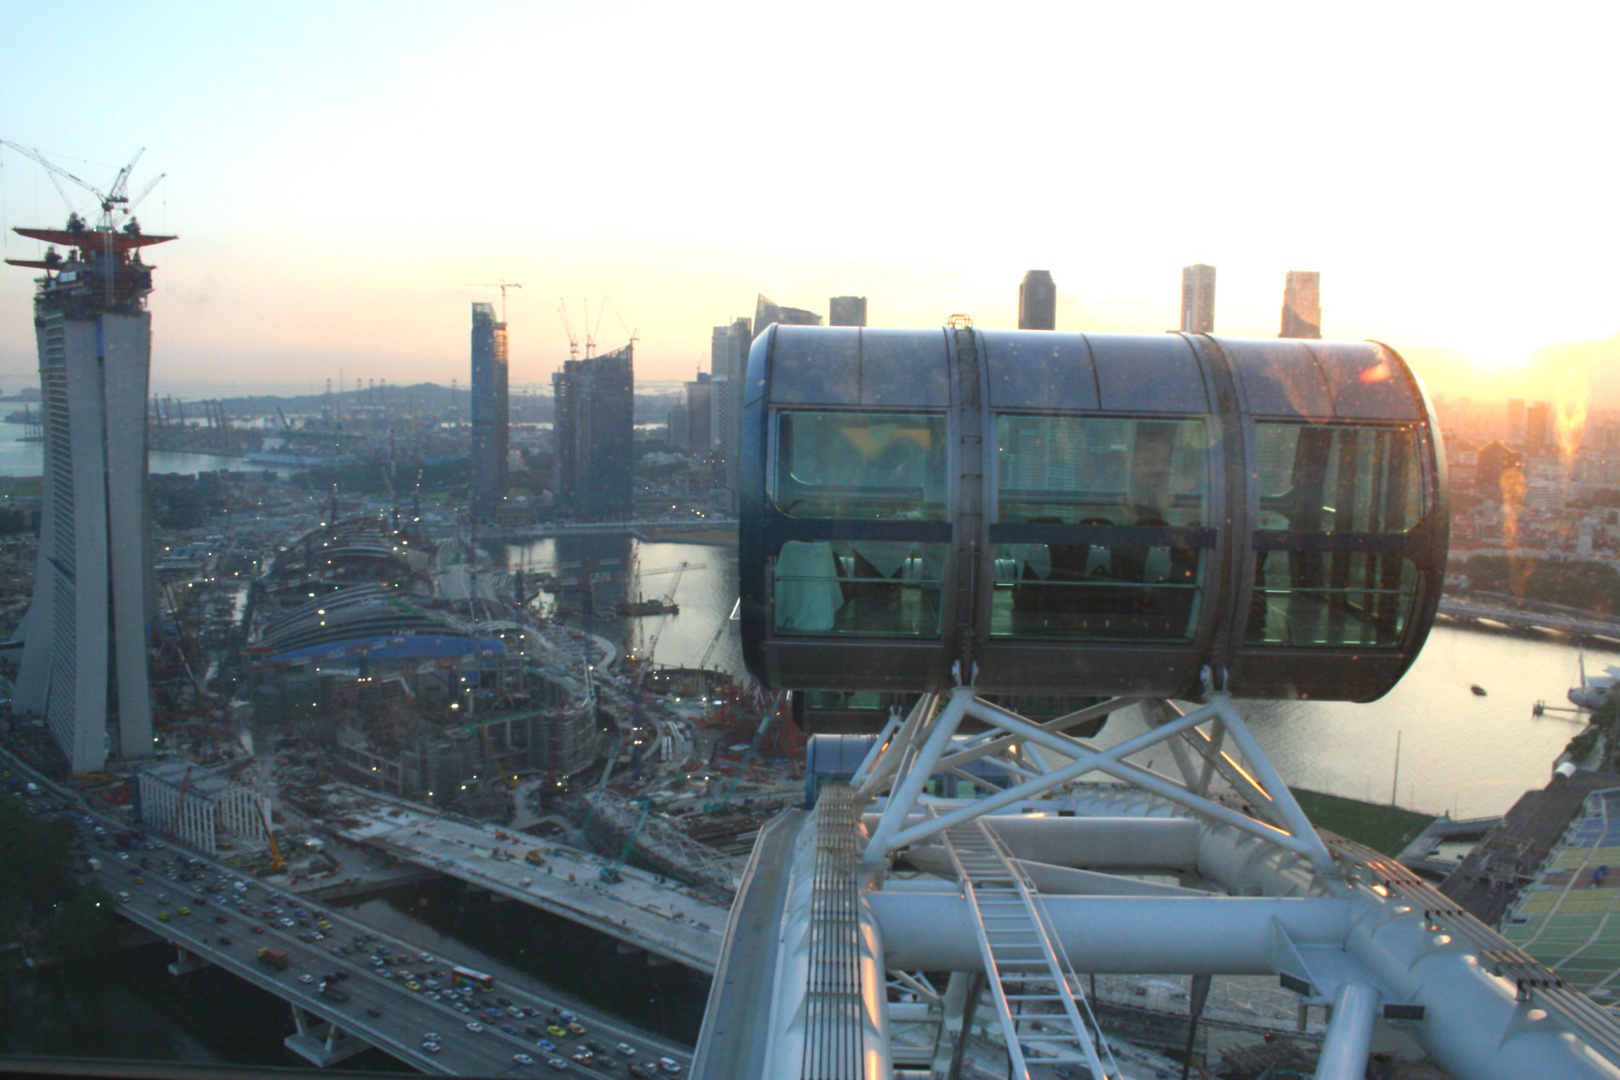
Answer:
[3,4,1618,407]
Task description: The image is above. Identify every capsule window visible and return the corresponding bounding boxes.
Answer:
[1255,423,1423,534]
[773,539,947,637]
[1246,552,1419,647]
[990,415,1209,641]
[772,412,947,520]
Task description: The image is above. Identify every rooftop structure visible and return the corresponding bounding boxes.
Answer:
[753,293,821,338]
[6,215,174,772]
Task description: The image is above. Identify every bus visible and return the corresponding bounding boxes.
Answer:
[452,965,496,992]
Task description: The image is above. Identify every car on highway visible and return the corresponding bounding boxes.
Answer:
[156,910,171,921]
[454,1002,471,1014]
[546,1060,568,1071]
[508,1006,526,1019]
[501,1024,518,1036]
[466,1021,484,1033]
[252,925,266,934]
[116,891,130,902]
[546,1024,567,1038]
[215,915,229,924]
[657,1058,682,1074]
[514,1053,535,1066]
[404,980,421,991]
[218,936,232,945]
[299,974,314,984]
[570,1051,593,1066]
[365,1007,382,1018]
[423,1031,441,1042]
[537,1039,557,1052]
[421,1041,441,1054]
[132,875,145,884]
[616,1043,636,1056]
[176,906,191,917]
[567,1022,586,1036]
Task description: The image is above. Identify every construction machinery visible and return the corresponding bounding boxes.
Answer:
[599,797,654,885]
[705,693,786,812]
[258,799,284,872]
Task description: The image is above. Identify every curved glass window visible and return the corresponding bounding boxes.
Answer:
[770,411,949,638]
[990,416,1209,641]
[1247,422,1427,647]
[1254,423,1423,533]
[772,411,947,520]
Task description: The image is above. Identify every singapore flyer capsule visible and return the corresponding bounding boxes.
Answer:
[737,325,1448,723]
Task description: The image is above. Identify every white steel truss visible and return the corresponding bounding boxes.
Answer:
[858,684,1337,876]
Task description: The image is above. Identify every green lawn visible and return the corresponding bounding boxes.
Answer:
[1288,787,1435,856]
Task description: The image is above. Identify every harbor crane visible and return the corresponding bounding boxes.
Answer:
[465,280,522,322]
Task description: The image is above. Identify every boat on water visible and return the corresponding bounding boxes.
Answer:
[1569,649,1620,709]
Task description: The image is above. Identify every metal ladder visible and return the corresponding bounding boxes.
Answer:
[933,809,1119,1079]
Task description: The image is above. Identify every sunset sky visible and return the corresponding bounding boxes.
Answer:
[3,2,1617,404]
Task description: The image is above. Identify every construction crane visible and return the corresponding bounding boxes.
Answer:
[599,797,654,885]
[557,300,580,361]
[607,296,639,349]
[705,692,787,812]
[465,281,522,323]
[0,141,165,230]
[258,800,285,872]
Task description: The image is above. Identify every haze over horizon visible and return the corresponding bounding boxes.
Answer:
[3,2,1617,407]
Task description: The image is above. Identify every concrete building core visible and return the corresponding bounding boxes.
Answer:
[137,761,270,855]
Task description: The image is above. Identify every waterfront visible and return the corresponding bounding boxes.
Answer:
[0,425,240,478]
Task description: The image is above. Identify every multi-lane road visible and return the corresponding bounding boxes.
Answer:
[7,754,693,1077]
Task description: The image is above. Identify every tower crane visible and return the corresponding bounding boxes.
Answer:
[557,301,580,361]
[465,281,522,323]
[0,142,165,229]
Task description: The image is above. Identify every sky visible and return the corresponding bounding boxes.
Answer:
[2,1,1618,403]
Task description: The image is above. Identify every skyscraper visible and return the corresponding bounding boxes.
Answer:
[552,343,634,519]
[1180,263,1216,333]
[1018,270,1056,330]
[685,373,713,454]
[753,294,821,338]
[1280,270,1322,339]
[829,296,868,327]
[6,215,168,772]
[711,316,752,504]
[470,301,509,522]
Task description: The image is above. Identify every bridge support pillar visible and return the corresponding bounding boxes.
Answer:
[285,1005,371,1067]
[167,945,211,977]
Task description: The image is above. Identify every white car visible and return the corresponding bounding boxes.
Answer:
[299,974,314,984]
[514,1053,535,1066]
[116,891,131,902]
[466,1021,484,1033]
[424,1032,441,1043]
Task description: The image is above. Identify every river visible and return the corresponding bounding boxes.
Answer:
[5,533,1613,1067]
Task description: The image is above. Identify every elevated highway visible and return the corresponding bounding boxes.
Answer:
[321,790,730,973]
[5,750,694,1076]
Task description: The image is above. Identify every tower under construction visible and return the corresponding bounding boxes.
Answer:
[6,213,171,772]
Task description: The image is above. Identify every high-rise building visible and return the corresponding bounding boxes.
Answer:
[5,215,169,772]
[1506,398,1527,444]
[552,343,634,519]
[711,316,752,503]
[753,294,821,338]
[685,373,714,454]
[1180,263,1217,333]
[470,301,509,522]
[1018,270,1056,330]
[1526,401,1552,451]
[829,296,868,327]
[1279,270,1321,339]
